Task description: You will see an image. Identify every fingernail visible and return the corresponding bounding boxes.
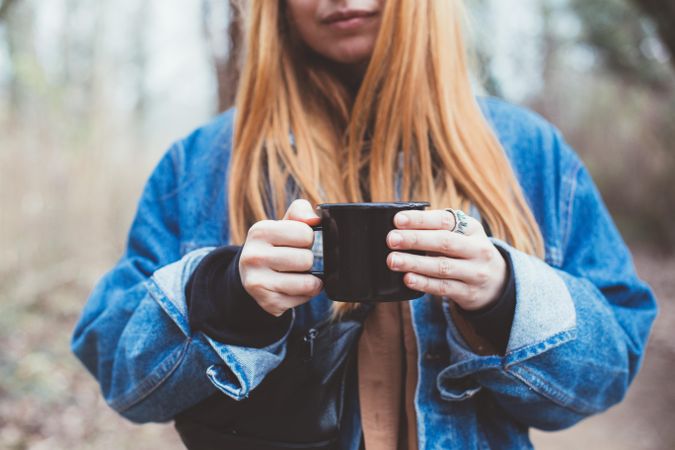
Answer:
[396,213,410,227]
[407,274,417,286]
[390,253,400,269]
[389,231,402,247]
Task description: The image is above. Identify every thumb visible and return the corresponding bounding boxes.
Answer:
[283,199,320,224]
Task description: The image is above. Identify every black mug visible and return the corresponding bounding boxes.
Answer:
[310,201,430,302]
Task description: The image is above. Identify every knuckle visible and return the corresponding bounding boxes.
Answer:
[466,284,479,303]
[300,225,315,247]
[287,221,313,246]
[239,249,253,266]
[438,258,453,277]
[302,250,315,270]
[404,232,417,248]
[410,273,423,289]
[260,294,284,316]
[245,273,265,291]
[241,250,266,268]
[248,220,265,233]
[440,279,453,296]
[312,278,324,295]
[302,276,316,293]
[248,220,273,240]
[479,245,493,261]
[475,269,489,285]
[407,256,418,272]
[441,211,453,229]
[257,296,272,310]
[440,233,454,253]
[395,254,409,270]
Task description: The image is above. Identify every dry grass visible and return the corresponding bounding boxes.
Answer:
[0,128,178,449]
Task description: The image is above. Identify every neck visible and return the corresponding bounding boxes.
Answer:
[330,60,369,95]
[308,49,369,96]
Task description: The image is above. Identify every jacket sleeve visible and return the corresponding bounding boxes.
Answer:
[438,132,658,431]
[70,142,294,424]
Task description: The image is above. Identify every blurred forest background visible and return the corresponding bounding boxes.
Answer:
[1,0,674,448]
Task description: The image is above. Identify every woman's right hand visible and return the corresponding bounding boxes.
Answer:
[239,199,323,317]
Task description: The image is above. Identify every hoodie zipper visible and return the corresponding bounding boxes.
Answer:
[301,305,373,362]
[303,327,319,361]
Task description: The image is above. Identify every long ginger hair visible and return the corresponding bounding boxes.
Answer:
[228,0,545,318]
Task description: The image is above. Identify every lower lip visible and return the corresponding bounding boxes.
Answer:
[326,15,375,31]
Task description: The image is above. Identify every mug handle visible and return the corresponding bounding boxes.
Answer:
[309,224,324,279]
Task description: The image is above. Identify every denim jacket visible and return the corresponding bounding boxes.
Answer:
[71,97,658,449]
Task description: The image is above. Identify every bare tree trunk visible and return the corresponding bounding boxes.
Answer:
[220,0,244,110]
[531,0,560,120]
[132,1,149,118]
[0,0,19,119]
[630,0,675,71]
[0,0,18,22]
[202,0,244,112]
[4,1,32,120]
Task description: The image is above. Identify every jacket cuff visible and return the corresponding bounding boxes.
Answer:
[148,247,293,401]
[201,315,295,401]
[185,245,293,349]
[441,238,577,377]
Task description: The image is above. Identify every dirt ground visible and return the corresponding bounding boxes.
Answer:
[1,247,673,450]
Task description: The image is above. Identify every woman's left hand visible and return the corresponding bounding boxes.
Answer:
[386,209,508,311]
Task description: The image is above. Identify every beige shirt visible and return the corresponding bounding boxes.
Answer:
[357,300,419,450]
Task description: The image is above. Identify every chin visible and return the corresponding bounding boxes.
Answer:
[330,46,373,64]
[327,38,376,65]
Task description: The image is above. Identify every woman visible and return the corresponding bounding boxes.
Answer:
[71,0,657,449]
